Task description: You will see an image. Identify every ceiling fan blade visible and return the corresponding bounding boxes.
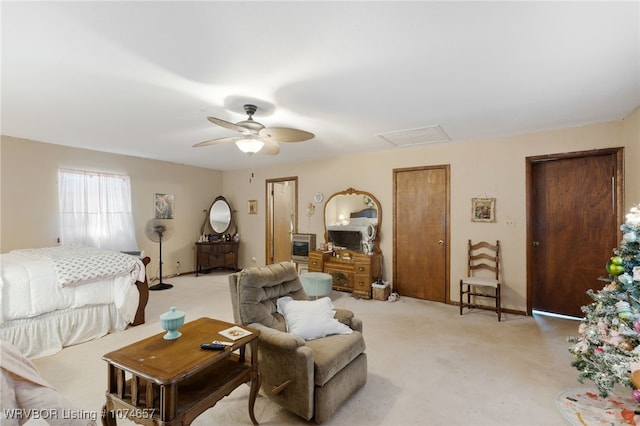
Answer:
[260,140,281,155]
[192,136,240,147]
[259,127,314,143]
[207,116,247,133]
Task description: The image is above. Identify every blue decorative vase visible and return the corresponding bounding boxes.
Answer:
[160,306,185,340]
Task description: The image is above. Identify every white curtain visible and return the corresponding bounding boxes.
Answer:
[58,169,138,251]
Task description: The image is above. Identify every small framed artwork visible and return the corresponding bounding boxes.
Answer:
[248,200,258,215]
[471,198,496,223]
[154,193,174,219]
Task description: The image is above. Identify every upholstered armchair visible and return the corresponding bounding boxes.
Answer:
[228,262,367,424]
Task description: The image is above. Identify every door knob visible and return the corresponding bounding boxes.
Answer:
[438,240,444,245]
[532,241,540,247]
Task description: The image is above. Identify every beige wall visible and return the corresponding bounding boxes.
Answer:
[223,108,640,313]
[0,136,223,280]
[623,107,640,204]
[1,108,638,312]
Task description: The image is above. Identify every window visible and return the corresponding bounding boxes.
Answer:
[58,169,137,251]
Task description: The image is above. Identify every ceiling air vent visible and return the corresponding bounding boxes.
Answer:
[377,125,450,147]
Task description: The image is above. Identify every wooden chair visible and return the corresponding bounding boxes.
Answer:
[459,240,502,321]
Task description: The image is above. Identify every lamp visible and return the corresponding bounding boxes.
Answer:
[235,138,264,154]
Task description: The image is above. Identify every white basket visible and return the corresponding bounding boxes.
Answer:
[371,282,391,301]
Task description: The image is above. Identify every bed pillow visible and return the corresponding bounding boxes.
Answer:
[276,296,353,340]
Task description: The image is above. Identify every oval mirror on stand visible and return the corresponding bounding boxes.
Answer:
[209,196,232,237]
[196,196,240,274]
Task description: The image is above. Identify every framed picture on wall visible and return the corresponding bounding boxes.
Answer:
[248,200,258,215]
[471,198,495,223]
[154,193,174,219]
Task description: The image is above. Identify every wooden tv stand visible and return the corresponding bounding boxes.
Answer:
[308,250,382,299]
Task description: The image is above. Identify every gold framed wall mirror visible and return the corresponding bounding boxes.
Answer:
[323,187,381,254]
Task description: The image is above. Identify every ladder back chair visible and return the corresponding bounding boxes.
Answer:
[459,240,502,321]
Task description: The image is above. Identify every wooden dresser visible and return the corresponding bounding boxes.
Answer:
[308,250,382,299]
[196,241,239,275]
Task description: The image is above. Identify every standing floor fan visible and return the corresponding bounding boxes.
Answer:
[145,219,174,291]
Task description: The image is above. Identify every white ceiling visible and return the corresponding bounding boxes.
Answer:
[2,1,638,171]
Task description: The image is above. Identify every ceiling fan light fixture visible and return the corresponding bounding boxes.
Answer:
[195,104,312,155]
[235,138,264,154]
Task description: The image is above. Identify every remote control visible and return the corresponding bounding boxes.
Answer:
[200,342,225,350]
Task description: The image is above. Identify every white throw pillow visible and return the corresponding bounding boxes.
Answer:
[276,296,353,340]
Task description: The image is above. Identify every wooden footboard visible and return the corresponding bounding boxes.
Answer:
[132,256,151,326]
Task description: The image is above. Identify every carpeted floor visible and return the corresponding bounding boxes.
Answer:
[33,271,584,425]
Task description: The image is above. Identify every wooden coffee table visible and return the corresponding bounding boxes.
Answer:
[102,317,260,425]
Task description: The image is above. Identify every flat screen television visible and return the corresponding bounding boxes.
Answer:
[328,230,361,252]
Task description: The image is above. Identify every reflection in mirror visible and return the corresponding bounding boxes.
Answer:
[209,196,232,235]
[324,188,381,253]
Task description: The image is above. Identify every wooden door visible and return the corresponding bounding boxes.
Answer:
[528,149,623,317]
[266,177,297,265]
[393,166,450,301]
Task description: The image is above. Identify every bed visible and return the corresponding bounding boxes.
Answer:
[0,245,150,359]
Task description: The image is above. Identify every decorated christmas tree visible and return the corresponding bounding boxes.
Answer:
[569,205,640,399]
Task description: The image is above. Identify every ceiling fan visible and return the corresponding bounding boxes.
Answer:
[193,104,314,155]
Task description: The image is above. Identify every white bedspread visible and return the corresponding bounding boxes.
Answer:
[12,245,144,287]
[0,248,143,325]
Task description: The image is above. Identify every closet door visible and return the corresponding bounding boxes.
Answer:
[393,165,450,301]
[528,149,622,317]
